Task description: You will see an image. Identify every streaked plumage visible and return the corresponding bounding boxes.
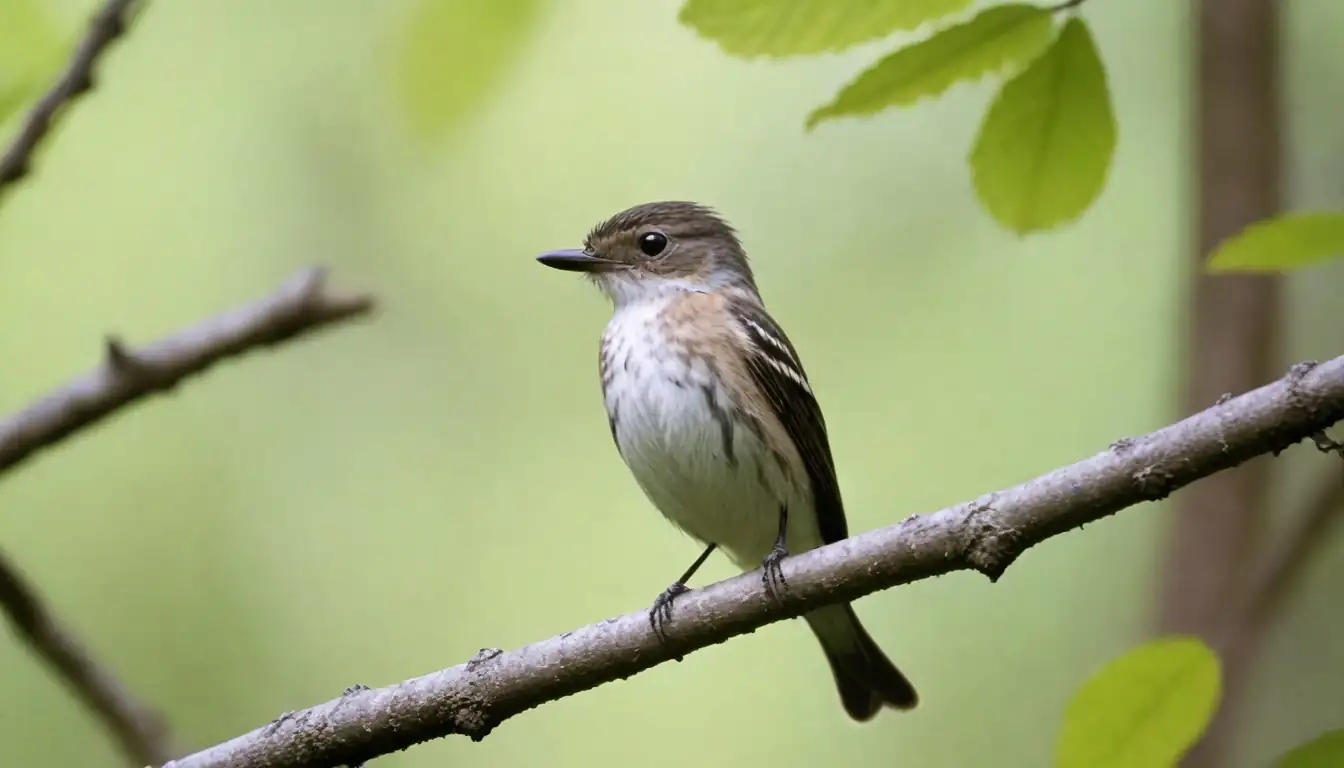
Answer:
[600,288,819,567]
[538,201,917,720]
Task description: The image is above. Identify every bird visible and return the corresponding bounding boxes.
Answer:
[535,201,917,721]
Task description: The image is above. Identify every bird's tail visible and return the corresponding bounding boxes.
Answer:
[805,603,918,721]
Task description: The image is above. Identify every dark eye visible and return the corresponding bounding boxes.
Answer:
[638,231,668,257]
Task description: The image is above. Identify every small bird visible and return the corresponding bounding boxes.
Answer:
[536,201,917,720]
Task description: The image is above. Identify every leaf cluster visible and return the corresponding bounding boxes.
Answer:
[682,0,1115,236]
[680,0,1344,271]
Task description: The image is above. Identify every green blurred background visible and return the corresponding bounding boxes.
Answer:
[0,0,1340,766]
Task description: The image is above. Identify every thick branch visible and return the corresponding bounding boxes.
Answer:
[164,356,1344,768]
[1162,0,1281,638]
[0,549,174,765]
[0,0,142,197]
[0,267,373,476]
[1170,0,1281,764]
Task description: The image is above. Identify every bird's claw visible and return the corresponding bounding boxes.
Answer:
[649,582,691,649]
[761,544,789,604]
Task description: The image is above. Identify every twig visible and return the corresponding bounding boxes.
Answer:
[1045,0,1090,12]
[1309,430,1344,456]
[0,6,376,767]
[0,267,373,477]
[1200,459,1344,768]
[0,549,175,765]
[0,0,142,196]
[0,268,370,764]
[162,356,1344,768]
[1246,445,1344,626]
[1225,456,1344,638]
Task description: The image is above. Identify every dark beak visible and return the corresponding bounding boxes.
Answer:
[536,249,623,273]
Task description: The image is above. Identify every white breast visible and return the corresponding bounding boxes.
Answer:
[600,299,818,568]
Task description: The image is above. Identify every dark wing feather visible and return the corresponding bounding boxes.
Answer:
[732,300,849,544]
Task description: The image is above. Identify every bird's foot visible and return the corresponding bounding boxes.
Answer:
[761,543,789,604]
[649,582,691,649]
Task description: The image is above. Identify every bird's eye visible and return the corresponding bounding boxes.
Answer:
[638,232,668,257]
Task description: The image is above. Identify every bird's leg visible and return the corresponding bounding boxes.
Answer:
[762,504,789,603]
[650,543,717,646]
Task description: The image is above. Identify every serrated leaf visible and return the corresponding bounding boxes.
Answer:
[679,0,973,58]
[394,0,541,142]
[969,17,1116,235]
[1055,637,1221,768]
[1277,729,1344,768]
[1205,213,1344,273]
[807,4,1054,129]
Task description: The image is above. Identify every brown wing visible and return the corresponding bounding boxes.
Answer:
[731,299,848,544]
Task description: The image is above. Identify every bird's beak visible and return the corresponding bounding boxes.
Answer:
[536,249,623,273]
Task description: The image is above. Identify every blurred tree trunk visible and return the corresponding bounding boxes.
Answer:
[1160,0,1281,765]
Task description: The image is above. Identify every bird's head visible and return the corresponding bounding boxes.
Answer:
[536,201,757,306]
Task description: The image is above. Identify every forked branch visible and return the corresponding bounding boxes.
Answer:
[0,268,373,765]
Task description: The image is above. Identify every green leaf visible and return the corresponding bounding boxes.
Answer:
[394,0,542,142]
[807,4,1055,129]
[679,0,973,58]
[969,17,1116,235]
[0,84,28,128]
[1277,729,1344,768]
[1055,637,1221,768]
[0,0,65,81]
[0,0,68,125]
[1205,213,1344,273]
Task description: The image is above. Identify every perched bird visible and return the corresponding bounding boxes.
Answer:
[536,201,917,720]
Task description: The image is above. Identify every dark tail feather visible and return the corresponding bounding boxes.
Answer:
[805,603,918,721]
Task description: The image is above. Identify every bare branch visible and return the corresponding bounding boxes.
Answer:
[1245,463,1344,624]
[1197,456,1344,768]
[163,357,1344,768]
[0,5,377,767]
[0,0,143,198]
[1247,462,1344,618]
[0,267,373,476]
[0,549,175,765]
[1220,457,1344,649]
[0,268,369,763]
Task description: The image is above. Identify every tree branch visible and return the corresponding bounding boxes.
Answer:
[0,267,369,765]
[0,0,143,197]
[0,265,370,765]
[1242,458,1344,628]
[1162,0,1281,640]
[0,267,373,476]
[0,549,176,765]
[1215,456,1344,674]
[1169,1,1282,764]
[0,5,378,766]
[162,356,1344,768]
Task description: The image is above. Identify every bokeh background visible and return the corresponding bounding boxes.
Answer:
[0,0,1341,766]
